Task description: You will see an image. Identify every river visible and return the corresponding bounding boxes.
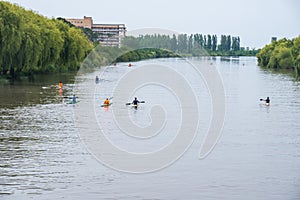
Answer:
[0,57,299,199]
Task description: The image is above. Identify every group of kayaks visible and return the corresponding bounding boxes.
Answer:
[44,81,143,107]
[100,97,145,109]
[50,82,269,108]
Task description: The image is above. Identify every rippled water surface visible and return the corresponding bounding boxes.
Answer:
[0,57,299,199]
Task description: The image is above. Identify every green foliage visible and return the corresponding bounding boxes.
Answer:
[295,54,300,75]
[257,43,276,67]
[122,33,255,57]
[0,2,93,78]
[268,46,294,69]
[257,35,300,74]
[291,36,300,59]
[81,45,131,70]
[115,48,178,63]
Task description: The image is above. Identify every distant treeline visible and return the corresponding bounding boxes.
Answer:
[257,36,300,75]
[122,34,258,56]
[115,48,178,62]
[0,2,93,78]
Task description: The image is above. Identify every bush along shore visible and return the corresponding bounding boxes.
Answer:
[257,36,300,76]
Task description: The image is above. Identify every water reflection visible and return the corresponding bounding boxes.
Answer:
[0,73,76,108]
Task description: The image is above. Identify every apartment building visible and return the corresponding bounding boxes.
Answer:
[66,16,126,47]
[66,16,93,29]
[92,24,126,47]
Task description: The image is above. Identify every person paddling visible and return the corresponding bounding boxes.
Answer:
[59,81,63,89]
[103,98,110,105]
[125,98,145,108]
[261,97,270,106]
[71,95,77,104]
[132,97,140,106]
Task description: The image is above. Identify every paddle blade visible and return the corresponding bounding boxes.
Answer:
[101,103,112,107]
[125,103,131,105]
[140,101,145,103]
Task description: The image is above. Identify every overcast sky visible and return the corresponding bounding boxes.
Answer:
[6,0,300,48]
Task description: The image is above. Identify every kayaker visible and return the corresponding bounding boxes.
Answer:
[71,95,76,104]
[132,97,140,106]
[261,97,270,105]
[265,97,270,104]
[59,81,63,89]
[95,76,99,84]
[103,98,110,105]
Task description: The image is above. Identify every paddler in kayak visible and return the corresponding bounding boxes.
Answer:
[260,97,270,106]
[132,97,140,106]
[71,94,77,104]
[103,98,110,105]
[59,81,63,89]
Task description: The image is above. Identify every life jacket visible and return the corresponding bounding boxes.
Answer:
[104,100,110,105]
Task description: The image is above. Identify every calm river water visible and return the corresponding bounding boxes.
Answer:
[0,57,299,199]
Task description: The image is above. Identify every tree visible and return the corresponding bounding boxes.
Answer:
[295,54,300,75]
[232,37,240,51]
[207,34,212,50]
[0,3,23,77]
[257,43,276,67]
[291,36,300,58]
[212,35,217,51]
[199,34,204,47]
[226,35,231,51]
[177,34,188,53]
[0,1,93,77]
[170,34,177,52]
[268,46,294,69]
[188,34,193,53]
[219,35,227,51]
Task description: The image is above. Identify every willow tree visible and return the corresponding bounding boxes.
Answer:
[0,2,23,77]
[0,1,93,77]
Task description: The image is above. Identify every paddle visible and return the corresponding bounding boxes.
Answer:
[62,96,79,99]
[66,101,80,104]
[101,103,113,107]
[125,101,145,105]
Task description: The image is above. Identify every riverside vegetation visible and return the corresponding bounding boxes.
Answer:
[0,1,93,79]
[5,1,298,80]
[122,34,258,57]
[1,1,259,80]
[257,36,300,76]
[0,2,177,79]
